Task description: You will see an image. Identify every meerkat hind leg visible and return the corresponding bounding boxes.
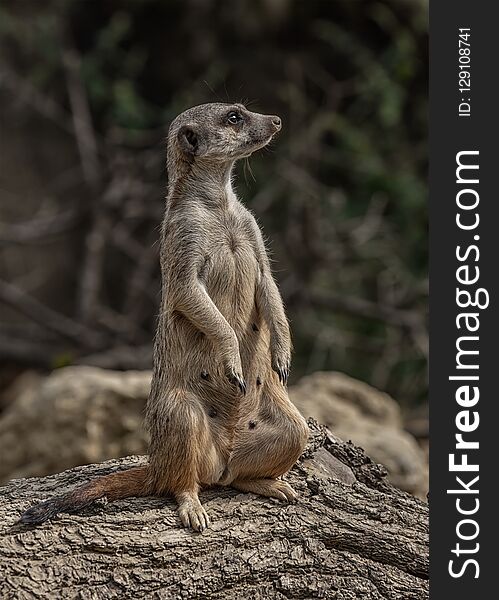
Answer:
[176,490,210,532]
[223,397,308,503]
[231,478,298,502]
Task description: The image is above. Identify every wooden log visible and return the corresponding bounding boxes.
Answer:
[0,420,428,599]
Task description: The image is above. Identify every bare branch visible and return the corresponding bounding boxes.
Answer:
[0,333,63,367]
[0,209,84,245]
[0,279,107,349]
[77,212,111,322]
[62,48,102,189]
[75,344,153,370]
[304,290,426,333]
[0,68,74,134]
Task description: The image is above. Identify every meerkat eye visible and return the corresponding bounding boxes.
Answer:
[227,111,242,125]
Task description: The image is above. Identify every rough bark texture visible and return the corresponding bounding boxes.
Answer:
[0,421,428,599]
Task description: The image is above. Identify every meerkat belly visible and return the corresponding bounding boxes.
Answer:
[162,232,272,412]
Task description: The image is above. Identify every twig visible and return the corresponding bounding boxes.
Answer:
[0,334,63,367]
[77,212,111,322]
[62,48,102,189]
[75,343,153,370]
[305,290,426,332]
[0,279,107,349]
[0,68,74,134]
[0,209,84,245]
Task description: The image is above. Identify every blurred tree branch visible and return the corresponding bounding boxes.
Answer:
[0,0,427,404]
[0,279,107,349]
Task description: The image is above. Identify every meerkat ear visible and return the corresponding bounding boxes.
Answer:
[177,124,206,156]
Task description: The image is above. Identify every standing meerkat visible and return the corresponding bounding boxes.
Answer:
[20,103,309,531]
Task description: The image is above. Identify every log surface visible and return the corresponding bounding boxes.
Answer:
[0,421,428,599]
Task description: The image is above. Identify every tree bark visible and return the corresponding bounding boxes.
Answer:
[0,420,428,599]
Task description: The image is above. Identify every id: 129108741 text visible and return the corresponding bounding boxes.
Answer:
[458,28,471,118]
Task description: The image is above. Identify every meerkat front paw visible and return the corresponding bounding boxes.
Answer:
[226,369,247,394]
[271,353,291,385]
[224,357,247,394]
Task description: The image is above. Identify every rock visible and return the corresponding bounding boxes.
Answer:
[0,367,151,483]
[0,421,429,600]
[404,405,429,441]
[290,372,428,497]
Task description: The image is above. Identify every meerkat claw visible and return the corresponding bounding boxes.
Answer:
[273,362,290,385]
[227,370,247,394]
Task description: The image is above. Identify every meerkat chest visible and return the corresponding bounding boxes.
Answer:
[206,210,254,257]
[202,217,260,297]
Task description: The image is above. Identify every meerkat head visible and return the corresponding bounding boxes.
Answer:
[168,103,282,169]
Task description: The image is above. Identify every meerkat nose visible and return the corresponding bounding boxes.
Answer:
[271,116,282,131]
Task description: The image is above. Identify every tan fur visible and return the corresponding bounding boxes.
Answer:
[19,103,308,531]
[145,103,308,530]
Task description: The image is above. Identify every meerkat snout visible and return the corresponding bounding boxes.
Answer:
[271,115,282,131]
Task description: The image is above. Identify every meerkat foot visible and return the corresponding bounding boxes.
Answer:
[231,478,298,502]
[176,493,210,532]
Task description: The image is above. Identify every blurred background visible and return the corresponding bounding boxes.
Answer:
[0,0,428,495]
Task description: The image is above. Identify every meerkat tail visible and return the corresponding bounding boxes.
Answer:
[19,465,152,526]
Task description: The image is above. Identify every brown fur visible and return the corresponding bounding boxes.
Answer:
[20,103,309,531]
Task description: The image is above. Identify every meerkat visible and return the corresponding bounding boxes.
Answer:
[20,103,309,532]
